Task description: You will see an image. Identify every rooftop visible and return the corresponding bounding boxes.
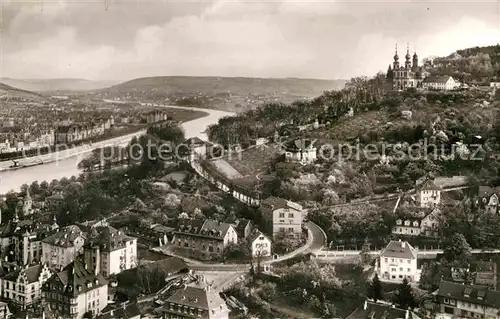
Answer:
[437,281,500,309]
[380,240,417,259]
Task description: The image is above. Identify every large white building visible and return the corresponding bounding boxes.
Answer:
[84,226,137,277]
[0,263,52,309]
[422,75,460,91]
[261,197,304,239]
[378,240,419,283]
[41,225,86,271]
[43,260,108,319]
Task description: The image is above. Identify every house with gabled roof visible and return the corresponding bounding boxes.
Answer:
[98,301,140,319]
[436,281,500,318]
[248,229,271,258]
[157,276,229,319]
[42,259,108,319]
[41,225,86,271]
[171,219,238,260]
[0,263,52,309]
[392,207,443,237]
[477,185,500,214]
[415,178,441,208]
[378,240,419,283]
[83,226,137,277]
[422,75,459,91]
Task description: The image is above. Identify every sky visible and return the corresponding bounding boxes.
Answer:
[1,0,500,81]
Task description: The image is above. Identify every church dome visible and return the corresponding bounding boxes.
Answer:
[413,52,418,59]
[405,52,411,60]
[394,53,399,61]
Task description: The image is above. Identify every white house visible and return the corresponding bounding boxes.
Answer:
[490,82,500,88]
[478,186,500,214]
[284,139,317,164]
[422,75,460,91]
[261,197,304,239]
[416,179,441,208]
[248,230,271,258]
[378,240,419,283]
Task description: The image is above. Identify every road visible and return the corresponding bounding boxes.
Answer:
[310,248,500,261]
[153,221,328,271]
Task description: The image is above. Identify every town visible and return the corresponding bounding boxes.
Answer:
[2,1,500,318]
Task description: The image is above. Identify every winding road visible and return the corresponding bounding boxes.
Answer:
[153,221,327,271]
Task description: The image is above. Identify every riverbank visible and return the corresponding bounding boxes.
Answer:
[0,104,234,194]
[0,108,209,173]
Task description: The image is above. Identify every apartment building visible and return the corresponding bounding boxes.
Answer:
[42,260,108,319]
[378,240,419,283]
[0,263,52,309]
[41,225,86,270]
[84,226,137,277]
[261,196,304,239]
[171,219,238,260]
[436,281,500,319]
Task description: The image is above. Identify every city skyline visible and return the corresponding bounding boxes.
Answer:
[1,0,499,81]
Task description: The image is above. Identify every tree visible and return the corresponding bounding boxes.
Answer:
[419,261,443,291]
[367,273,383,302]
[443,233,472,265]
[359,245,372,266]
[394,278,416,310]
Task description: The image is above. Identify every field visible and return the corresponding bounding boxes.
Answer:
[224,144,282,184]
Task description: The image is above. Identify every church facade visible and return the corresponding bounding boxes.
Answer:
[386,44,429,90]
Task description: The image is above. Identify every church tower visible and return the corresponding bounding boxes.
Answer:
[393,44,400,70]
[405,43,412,69]
[412,50,418,70]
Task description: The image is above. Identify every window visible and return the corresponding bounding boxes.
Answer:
[407,268,411,272]
[384,258,388,262]
[288,213,294,218]
[407,260,411,264]
[399,267,403,272]
[444,298,449,304]
[279,213,285,218]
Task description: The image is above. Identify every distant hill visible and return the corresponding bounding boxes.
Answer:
[0,83,45,101]
[99,76,346,112]
[104,76,346,96]
[0,78,119,92]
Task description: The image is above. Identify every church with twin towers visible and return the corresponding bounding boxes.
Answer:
[386,43,429,90]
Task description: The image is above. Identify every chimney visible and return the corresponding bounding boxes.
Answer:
[363,300,368,310]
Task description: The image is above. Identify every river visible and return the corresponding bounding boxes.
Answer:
[0,105,233,194]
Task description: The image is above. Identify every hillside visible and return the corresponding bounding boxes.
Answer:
[0,78,119,92]
[0,83,45,101]
[425,44,500,82]
[98,76,346,112]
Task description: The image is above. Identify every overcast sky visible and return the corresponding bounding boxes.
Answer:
[1,0,499,81]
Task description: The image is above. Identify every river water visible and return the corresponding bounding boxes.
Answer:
[0,105,233,194]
